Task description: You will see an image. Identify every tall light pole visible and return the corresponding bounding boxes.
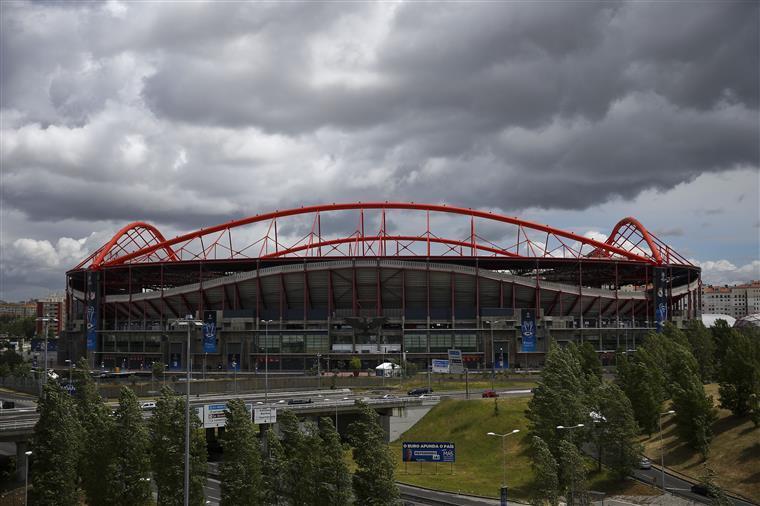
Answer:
[316,353,322,389]
[557,424,585,505]
[659,409,675,492]
[232,360,238,394]
[35,315,57,389]
[486,429,520,504]
[64,359,74,387]
[24,449,32,506]
[172,314,202,506]
[485,319,503,391]
[261,319,273,402]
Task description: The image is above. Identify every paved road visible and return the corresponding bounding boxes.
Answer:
[632,464,756,506]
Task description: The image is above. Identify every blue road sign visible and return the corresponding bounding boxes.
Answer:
[402,442,455,462]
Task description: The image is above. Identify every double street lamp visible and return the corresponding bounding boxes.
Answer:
[172,315,202,506]
[35,315,58,389]
[487,429,520,495]
[24,449,32,506]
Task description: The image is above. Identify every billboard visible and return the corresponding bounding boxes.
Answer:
[203,403,253,428]
[520,309,536,352]
[86,271,99,351]
[654,267,667,333]
[431,359,449,373]
[402,442,455,462]
[202,310,218,353]
[448,349,464,373]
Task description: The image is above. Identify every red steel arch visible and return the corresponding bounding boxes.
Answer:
[76,221,178,269]
[82,203,691,269]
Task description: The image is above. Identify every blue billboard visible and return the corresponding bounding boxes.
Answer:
[402,442,455,462]
[521,309,536,352]
[202,310,218,353]
[86,271,99,351]
[654,268,667,333]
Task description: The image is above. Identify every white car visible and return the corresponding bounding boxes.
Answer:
[140,401,157,411]
[639,457,652,470]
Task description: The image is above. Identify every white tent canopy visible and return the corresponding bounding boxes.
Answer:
[375,362,401,377]
[701,314,736,327]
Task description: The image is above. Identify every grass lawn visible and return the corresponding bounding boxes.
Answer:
[390,397,660,500]
[639,384,760,501]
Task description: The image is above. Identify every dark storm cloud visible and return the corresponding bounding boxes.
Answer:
[1,0,758,299]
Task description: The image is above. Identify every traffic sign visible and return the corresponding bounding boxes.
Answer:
[254,406,277,424]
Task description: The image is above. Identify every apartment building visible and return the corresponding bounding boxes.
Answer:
[702,280,760,319]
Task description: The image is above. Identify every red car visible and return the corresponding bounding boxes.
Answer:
[482,389,499,398]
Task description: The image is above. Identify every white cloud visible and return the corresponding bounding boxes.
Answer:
[694,259,760,286]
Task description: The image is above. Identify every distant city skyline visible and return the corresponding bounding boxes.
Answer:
[1,1,758,300]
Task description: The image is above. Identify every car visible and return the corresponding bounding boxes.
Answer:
[407,387,432,396]
[287,398,313,405]
[638,457,652,470]
[140,401,157,411]
[381,394,397,399]
[482,389,499,398]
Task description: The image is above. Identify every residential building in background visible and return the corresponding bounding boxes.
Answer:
[701,281,760,319]
[0,301,37,319]
[36,293,65,336]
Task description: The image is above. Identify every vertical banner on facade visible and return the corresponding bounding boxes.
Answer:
[654,268,667,333]
[202,310,217,353]
[86,271,99,351]
[521,309,536,352]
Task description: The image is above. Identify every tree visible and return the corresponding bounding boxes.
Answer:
[276,410,322,505]
[711,319,734,366]
[107,386,152,506]
[30,382,82,506]
[149,387,207,506]
[698,466,732,506]
[718,331,760,417]
[557,440,588,506]
[220,399,263,506]
[616,350,663,435]
[530,436,559,506]
[347,401,399,505]
[262,427,287,505]
[527,344,588,454]
[671,368,717,459]
[316,417,352,505]
[73,358,114,506]
[574,342,602,381]
[684,320,715,382]
[589,383,641,478]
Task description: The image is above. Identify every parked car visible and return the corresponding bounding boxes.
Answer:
[140,401,157,411]
[638,457,652,470]
[482,389,499,398]
[407,387,432,396]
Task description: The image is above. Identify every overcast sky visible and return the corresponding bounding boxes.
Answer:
[1,0,758,301]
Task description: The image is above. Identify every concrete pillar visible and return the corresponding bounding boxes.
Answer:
[378,412,391,443]
[16,440,28,483]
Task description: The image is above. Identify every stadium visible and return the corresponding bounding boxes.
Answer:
[62,202,701,372]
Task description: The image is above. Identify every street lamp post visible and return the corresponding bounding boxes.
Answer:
[316,353,322,390]
[35,315,57,390]
[232,361,238,394]
[485,320,504,391]
[261,320,273,402]
[64,359,74,387]
[487,429,520,504]
[659,409,675,492]
[557,424,585,506]
[172,315,202,506]
[24,449,32,506]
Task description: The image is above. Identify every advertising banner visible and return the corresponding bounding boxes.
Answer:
[254,406,277,424]
[654,268,667,333]
[86,271,99,351]
[402,442,455,462]
[520,309,536,352]
[447,349,464,374]
[431,359,449,373]
[202,310,218,353]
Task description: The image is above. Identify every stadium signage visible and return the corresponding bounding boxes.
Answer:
[202,310,218,353]
[654,268,667,333]
[447,349,464,373]
[402,442,455,462]
[86,271,99,351]
[521,309,536,352]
